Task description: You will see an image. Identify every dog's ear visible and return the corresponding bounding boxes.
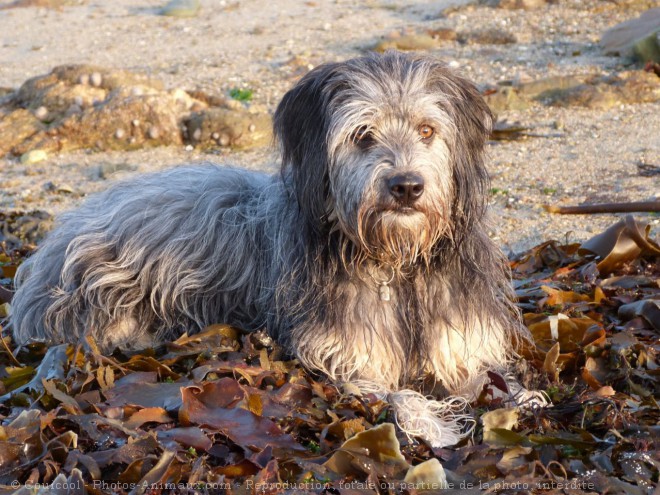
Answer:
[274,63,344,230]
[428,64,493,242]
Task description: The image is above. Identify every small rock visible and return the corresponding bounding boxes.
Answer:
[43,181,74,194]
[461,27,517,45]
[482,0,546,9]
[114,128,125,139]
[427,27,458,41]
[517,75,587,98]
[483,86,531,113]
[224,98,243,110]
[20,149,48,165]
[58,183,74,194]
[186,89,227,108]
[373,33,443,52]
[172,88,189,106]
[184,106,271,150]
[65,103,82,116]
[147,127,160,140]
[160,0,200,17]
[93,161,137,180]
[0,210,53,248]
[90,71,103,88]
[600,8,660,63]
[34,106,49,120]
[538,71,660,108]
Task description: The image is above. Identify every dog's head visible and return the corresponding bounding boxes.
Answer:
[274,52,492,268]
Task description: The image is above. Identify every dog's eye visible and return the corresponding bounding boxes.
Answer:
[418,124,435,142]
[353,125,374,145]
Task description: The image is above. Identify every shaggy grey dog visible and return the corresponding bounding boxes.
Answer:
[11,52,539,447]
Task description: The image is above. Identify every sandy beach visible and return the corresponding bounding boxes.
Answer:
[0,0,658,252]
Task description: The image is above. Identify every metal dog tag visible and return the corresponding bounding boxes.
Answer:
[379,282,391,301]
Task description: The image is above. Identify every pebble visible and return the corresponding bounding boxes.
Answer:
[463,27,517,45]
[428,27,458,41]
[172,88,192,108]
[94,161,138,180]
[373,33,441,52]
[114,128,125,139]
[160,0,200,18]
[90,72,103,88]
[219,134,230,146]
[66,104,82,115]
[496,0,547,9]
[224,99,243,110]
[147,127,160,140]
[34,106,49,120]
[600,8,660,63]
[20,149,48,165]
[44,182,74,194]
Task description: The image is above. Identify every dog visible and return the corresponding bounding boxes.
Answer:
[10,52,539,447]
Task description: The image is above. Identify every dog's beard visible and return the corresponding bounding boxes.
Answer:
[355,203,450,269]
[329,157,455,270]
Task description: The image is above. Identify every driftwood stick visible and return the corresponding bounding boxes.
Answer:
[544,201,660,214]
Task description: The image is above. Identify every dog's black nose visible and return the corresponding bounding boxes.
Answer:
[387,173,425,205]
